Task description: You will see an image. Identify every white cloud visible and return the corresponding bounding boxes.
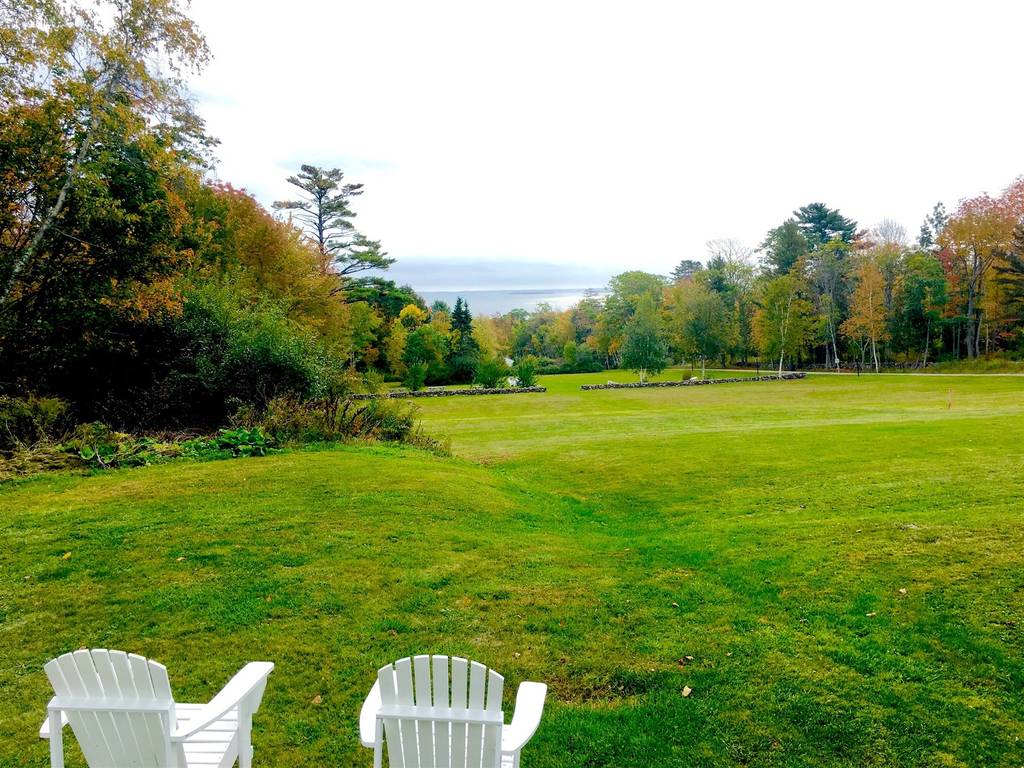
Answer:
[188,0,1024,288]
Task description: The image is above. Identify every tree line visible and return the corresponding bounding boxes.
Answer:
[3,0,1023,439]
[450,191,1024,382]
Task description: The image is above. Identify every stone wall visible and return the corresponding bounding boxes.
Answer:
[349,386,546,400]
[580,372,807,390]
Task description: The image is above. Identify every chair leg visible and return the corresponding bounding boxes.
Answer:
[48,709,64,768]
[238,705,253,768]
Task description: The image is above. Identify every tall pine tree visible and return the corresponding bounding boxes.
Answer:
[273,165,393,280]
[794,203,857,249]
[447,297,480,383]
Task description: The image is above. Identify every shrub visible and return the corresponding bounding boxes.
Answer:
[0,395,72,453]
[143,280,351,427]
[474,357,509,389]
[514,356,539,388]
[403,363,428,391]
[232,395,419,445]
[403,326,449,384]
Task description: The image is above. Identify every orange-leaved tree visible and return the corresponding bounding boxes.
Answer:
[938,177,1024,357]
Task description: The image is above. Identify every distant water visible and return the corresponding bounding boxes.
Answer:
[420,288,602,315]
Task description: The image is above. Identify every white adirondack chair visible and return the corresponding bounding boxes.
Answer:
[359,655,547,768]
[39,649,274,768]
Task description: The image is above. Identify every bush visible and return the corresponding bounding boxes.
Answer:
[448,349,479,385]
[514,356,539,387]
[403,362,428,391]
[0,395,72,453]
[474,357,509,389]
[148,281,351,427]
[931,354,1024,374]
[232,395,431,447]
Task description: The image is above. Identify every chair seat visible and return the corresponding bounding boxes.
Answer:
[174,704,239,768]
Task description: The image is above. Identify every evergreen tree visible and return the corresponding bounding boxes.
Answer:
[671,259,704,281]
[794,203,858,248]
[917,202,948,250]
[761,220,809,275]
[273,165,393,278]
[447,297,480,383]
[995,223,1024,328]
[343,277,425,318]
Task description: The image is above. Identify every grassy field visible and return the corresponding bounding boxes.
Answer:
[2,373,1023,767]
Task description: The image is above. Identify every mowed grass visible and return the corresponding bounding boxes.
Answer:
[2,374,1023,767]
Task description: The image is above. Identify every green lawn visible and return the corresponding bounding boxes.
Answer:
[2,374,1023,767]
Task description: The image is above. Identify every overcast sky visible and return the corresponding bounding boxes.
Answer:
[188,0,1024,290]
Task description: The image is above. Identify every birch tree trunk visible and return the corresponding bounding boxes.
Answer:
[0,71,120,306]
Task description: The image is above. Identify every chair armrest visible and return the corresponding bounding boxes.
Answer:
[501,681,547,755]
[359,680,382,748]
[171,662,274,741]
[39,708,68,739]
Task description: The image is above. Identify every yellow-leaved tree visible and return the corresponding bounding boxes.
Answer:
[842,254,889,372]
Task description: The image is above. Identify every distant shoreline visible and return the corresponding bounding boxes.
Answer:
[420,287,605,315]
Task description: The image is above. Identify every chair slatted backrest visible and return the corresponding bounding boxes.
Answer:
[44,649,178,768]
[376,655,504,768]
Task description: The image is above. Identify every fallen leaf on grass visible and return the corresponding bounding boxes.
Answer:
[61,552,72,560]
[681,686,692,697]
[311,694,322,705]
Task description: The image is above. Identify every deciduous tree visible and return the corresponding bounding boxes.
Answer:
[842,254,889,372]
[620,294,667,383]
[665,282,733,377]
[0,0,211,306]
[753,274,813,374]
[938,178,1024,357]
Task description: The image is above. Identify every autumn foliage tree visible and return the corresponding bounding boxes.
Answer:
[0,0,211,306]
[939,178,1024,357]
[842,253,890,371]
[753,274,814,374]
